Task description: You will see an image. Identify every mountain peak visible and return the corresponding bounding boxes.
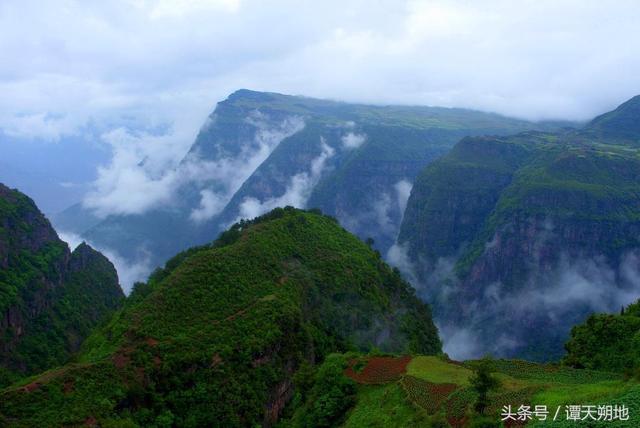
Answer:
[225,88,281,103]
[587,95,640,140]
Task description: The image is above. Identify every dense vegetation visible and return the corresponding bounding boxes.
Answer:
[398,95,640,360]
[0,207,441,427]
[564,299,640,374]
[282,353,636,427]
[0,184,123,387]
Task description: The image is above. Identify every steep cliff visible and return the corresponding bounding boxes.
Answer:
[53,90,566,281]
[0,184,123,387]
[398,96,640,361]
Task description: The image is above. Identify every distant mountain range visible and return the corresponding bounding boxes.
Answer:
[52,90,571,285]
[398,95,640,360]
[48,91,640,363]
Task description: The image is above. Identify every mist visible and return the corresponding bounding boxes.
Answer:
[387,239,640,360]
[2,1,640,216]
[234,137,335,222]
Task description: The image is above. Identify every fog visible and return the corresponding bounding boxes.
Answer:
[2,1,640,215]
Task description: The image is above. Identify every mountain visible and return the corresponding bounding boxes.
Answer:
[0,207,441,427]
[0,183,124,387]
[53,90,568,283]
[397,96,640,361]
[586,95,640,141]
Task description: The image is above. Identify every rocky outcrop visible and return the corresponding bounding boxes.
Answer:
[0,183,124,386]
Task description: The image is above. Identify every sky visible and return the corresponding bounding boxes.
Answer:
[1,0,640,214]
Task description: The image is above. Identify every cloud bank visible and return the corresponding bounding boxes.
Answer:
[2,0,640,214]
[386,238,640,360]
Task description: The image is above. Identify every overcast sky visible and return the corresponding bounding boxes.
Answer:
[2,0,640,212]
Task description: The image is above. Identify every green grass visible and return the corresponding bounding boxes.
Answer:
[336,355,637,427]
[532,381,633,409]
[343,383,429,427]
[407,356,472,386]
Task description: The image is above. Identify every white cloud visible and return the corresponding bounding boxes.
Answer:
[0,0,639,146]
[82,127,191,216]
[80,111,303,218]
[394,179,412,217]
[1,0,640,219]
[387,242,420,285]
[143,0,241,19]
[187,114,305,222]
[235,137,335,221]
[190,189,227,222]
[341,132,366,149]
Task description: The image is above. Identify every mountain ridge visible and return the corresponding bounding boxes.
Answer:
[52,90,572,285]
[1,207,441,426]
[397,95,640,361]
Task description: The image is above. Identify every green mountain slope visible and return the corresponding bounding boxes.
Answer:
[587,95,640,142]
[283,352,635,427]
[0,184,124,387]
[564,299,640,373]
[397,96,640,361]
[0,207,440,427]
[53,90,568,282]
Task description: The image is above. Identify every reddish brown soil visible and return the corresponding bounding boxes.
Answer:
[344,355,411,384]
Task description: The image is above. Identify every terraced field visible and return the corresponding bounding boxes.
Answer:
[340,355,638,427]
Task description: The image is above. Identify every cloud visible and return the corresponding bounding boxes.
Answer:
[1,0,639,146]
[394,179,412,217]
[145,0,241,19]
[188,113,305,222]
[82,127,191,216]
[340,178,413,243]
[235,137,334,221]
[429,251,640,360]
[190,189,227,222]
[390,213,640,360]
[341,132,366,149]
[81,111,303,218]
[2,0,640,216]
[387,242,420,285]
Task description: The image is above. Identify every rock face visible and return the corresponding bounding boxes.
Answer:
[0,207,441,427]
[398,97,640,361]
[53,89,567,279]
[0,183,123,387]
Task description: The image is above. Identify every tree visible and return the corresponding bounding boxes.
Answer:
[469,358,501,415]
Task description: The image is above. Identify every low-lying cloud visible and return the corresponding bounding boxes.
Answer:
[235,137,335,221]
[81,112,304,220]
[340,179,413,247]
[341,132,366,149]
[188,113,305,222]
[387,236,640,360]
